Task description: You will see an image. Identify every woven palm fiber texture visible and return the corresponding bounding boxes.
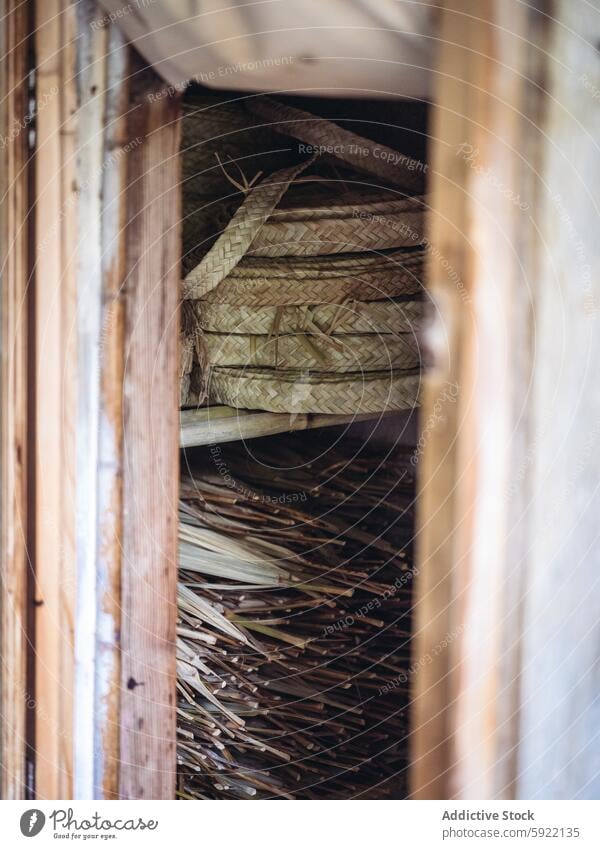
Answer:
[180,96,426,414]
[177,434,415,799]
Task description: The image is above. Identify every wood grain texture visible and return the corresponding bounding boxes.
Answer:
[0,0,30,800]
[413,0,600,801]
[411,1,471,799]
[33,0,79,799]
[72,1,129,800]
[180,406,398,448]
[57,0,77,799]
[517,0,600,799]
[412,0,545,799]
[94,24,128,803]
[120,78,181,800]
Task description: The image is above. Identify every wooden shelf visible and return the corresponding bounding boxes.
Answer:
[180,405,397,448]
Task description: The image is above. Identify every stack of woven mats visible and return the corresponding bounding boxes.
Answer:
[180,98,426,415]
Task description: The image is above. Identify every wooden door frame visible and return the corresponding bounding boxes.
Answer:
[412,0,545,800]
[5,0,596,803]
[40,4,182,800]
[0,0,32,800]
[0,0,181,799]
[413,0,600,801]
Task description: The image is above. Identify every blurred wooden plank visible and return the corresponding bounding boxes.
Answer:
[72,2,129,800]
[119,72,181,800]
[412,0,597,801]
[93,23,129,804]
[411,0,473,800]
[0,0,31,800]
[180,406,398,447]
[517,0,600,800]
[33,0,78,800]
[412,0,542,799]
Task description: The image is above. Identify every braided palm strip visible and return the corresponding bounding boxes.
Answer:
[273,188,423,221]
[203,332,419,372]
[205,367,421,415]
[201,269,423,307]
[248,97,425,193]
[249,207,424,256]
[228,246,424,276]
[195,299,424,334]
[183,158,314,300]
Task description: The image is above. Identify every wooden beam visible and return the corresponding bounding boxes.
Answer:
[411,0,541,799]
[411,0,472,799]
[516,0,600,799]
[93,23,129,804]
[33,0,78,799]
[180,406,399,448]
[72,4,130,801]
[0,0,31,800]
[119,73,181,800]
[412,0,598,800]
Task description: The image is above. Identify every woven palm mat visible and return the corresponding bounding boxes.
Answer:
[183,159,317,301]
[203,332,419,372]
[181,97,300,275]
[204,367,421,414]
[270,181,419,219]
[177,435,415,799]
[199,248,425,307]
[226,246,425,278]
[183,155,426,298]
[248,96,425,193]
[196,299,424,335]
[180,100,426,413]
[248,194,425,257]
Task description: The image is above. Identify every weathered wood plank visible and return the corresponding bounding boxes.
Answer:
[180,406,398,448]
[72,1,131,800]
[517,0,600,799]
[0,0,31,800]
[33,0,78,799]
[94,24,129,803]
[120,77,181,800]
[413,0,600,801]
[411,0,472,799]
[412,0,543,799]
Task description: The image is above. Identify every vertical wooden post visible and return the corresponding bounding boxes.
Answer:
[411,1,471,798]
[33,0,78,799]
[516,0,600,800]
[93,24,129,804]
[119,74,181,800]
[0,0,31,800]
[413,0,600,800]
[32,0,180,798]
[72,2,130,800]
[412,0,541,798]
